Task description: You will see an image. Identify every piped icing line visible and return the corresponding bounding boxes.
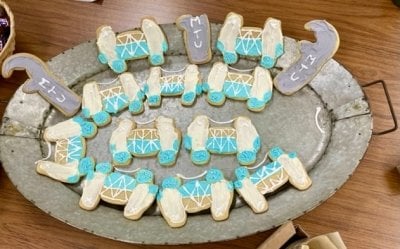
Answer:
[315,107,325,134]
[35,141,52,164]
[176,170,208,180]
[114,167,141,174]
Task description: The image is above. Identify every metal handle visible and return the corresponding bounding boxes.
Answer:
[362,80,398,135]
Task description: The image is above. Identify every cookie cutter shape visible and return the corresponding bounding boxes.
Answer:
[274,20,340,95]
[96,18,168,73]
[109,119,135,166]
[204,62,273,112]
[217,12,284,68]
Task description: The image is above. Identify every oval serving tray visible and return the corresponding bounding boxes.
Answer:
[0,23,372,245]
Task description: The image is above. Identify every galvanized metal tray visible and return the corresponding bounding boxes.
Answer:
[0,23,372,245]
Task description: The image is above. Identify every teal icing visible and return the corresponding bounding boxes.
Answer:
[251,161,282,184]
[269,146,283,160]
[162,40,168,52]
[196,84,202,95]
[156,192,163,201]
[137,90,145,100]
[93,111,111,126]
[183,135,192,150]
[113,151,132,165]
[73,116,85,124]
[149,184,159,195]
[181,92,195,104]
[205,168,224,183]
[217,40,238,64]
[161,177,181,189]
[97,52,108,64]
[136,169,153,184]
[247,97,266,111]
[223,81,251,99]
[260,55,275,69]
[191,150,210,164]
[158,150,176,165]
[103,93,129,114]
[66,174,80,184]
[147,95,161,106]
[275,43,284,58]
[202,82,209,92]
[234,166,250,180]
[150,54,164,65]
[233,180,242,189]
[80,121,97,138]
[208,91,225,105]
[237,150,256,164]
[173,139,180,152]
[111,59,127,74]
[81,108,90,118]
[235,37,262,57]
[288,152,297,159]
[142,83,149,93]
[129,100,143,114]
[104,172,136,190]
[179,180,211,197]
[95,162,112,174]
[86,170,95,181]
[78,157,95,176]
[253,136,261,151]
[115,41,149,59]
[127,138,161,155]
[206,137,237,154]
[227,181,234,190]
[263,91,272,102]
[66,136,84,163]
[161,82,184,95]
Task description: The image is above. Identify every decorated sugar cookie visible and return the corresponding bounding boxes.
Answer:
[204,62,273,112]
[109,119,135,166]
[96,18,168,73]
[184,115,261,165]
[217,12,284,68]
[82,82,111,126]
[143,65,202,107]
[43,117,97,142]
[119,72,145,114]
[1,53,81,117]
[100,171,136,205]
[176,14,212,64]
[274,20,339,95]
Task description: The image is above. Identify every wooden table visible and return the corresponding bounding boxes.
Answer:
[1,0,400,248]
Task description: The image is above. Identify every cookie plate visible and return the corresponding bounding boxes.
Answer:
[0,23,372,244]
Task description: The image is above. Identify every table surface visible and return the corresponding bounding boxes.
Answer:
[1,0,400,248]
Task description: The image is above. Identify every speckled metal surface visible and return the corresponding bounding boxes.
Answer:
[0,23,372,244]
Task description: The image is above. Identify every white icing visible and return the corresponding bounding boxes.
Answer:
[250,66,273,100]
[159,189,187,227]
[141,18,166,58]
[44,119,83,142]
[207,62,228,92]
[110,119,134,152]
[277,154,312,190]
[119,73,141,101]
[237,178,268,213]
[234,117,259,152]
[36,161,79,183]
[124,184,155,220]
[155,116,179,150]
[218,12,242,52]
[79,172,107,210]
[210,180,233,220]
[96,26,118,63]
[183,64,199,95]
[187,115,209,150]
[147,67,161,98]
[82,82,103,116]
[262,18,283,58]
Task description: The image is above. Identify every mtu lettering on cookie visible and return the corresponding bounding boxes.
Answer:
[274,20,339,95]
[43,117,97,142]
[217,12,284,68]
[109,119,135,166]
[177,14,212,64]
[1,53,81,117]
[96,18,168,73]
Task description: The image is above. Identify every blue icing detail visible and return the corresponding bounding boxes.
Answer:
[196,84,202,95]
[162,177,181,189]
[183,135,192,150]
[93,111,110,126]
[162,40,168,52]
[129,100,143,114]
[235,37,262,57]
[247,97,266,110]
[80,121,97,138]
[81,108,90,118]
[260,55,275,69]
[103,93,129,114]
[173,139,180,152]
[233,180,243,189]
[78,157,95,176]
[206,137,237,154]
[136,169,153,184]
[147,95,161,106]
[113,151,131,165]
[149,185,159,195]
[288,152,297,159]
[181,92,195,104]
[158,150,177,165]
[237,150,257,164]
[66,175,80,184]
[156,192,163,200]
[150,54,163,65]
[179,180,211,197]
[251,161,282,184]
[142,84,149,93]
[264,91,272,102]
[95,162,112,174]
[275,43,284,58]
[127,138,160,155]
[217,40,238,64]
[111,59,127,74]
[97,52,108,64]
[66,136,84,163]
[116,41,149,59]
[161,82,184,95]
[269,146,283,160]
[104,172,136,190]
[235,166,250,180]
[202,82,209,92]
[191,150,210,164]
[86,170,95,181]
[73,116,85,124]
[253,136,261,151]
[223,81,251,99]
[206,168,224,183]
[137,90,145,100]
[208,91,225,104]
[227,181,234,190]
